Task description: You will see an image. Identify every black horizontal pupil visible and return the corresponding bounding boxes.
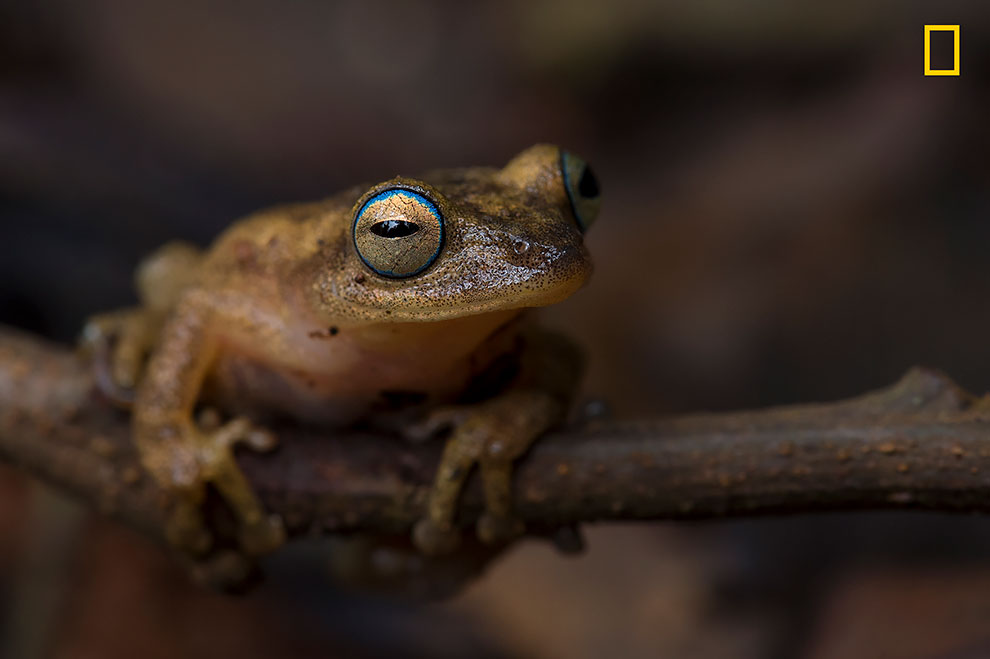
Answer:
[370,219,420,238]
[577,166,599,198]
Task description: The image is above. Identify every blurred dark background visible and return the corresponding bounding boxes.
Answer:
[1,1,989,657]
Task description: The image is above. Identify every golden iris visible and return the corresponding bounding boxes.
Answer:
[353,188,444,278]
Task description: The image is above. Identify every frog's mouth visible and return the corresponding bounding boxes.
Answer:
[326,238,591,323]
[383,242,590,321]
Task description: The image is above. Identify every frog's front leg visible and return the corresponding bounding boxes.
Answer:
[134,290,285,558]
[413,330,582,555]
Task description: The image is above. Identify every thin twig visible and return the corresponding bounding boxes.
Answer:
[0,325,988,548]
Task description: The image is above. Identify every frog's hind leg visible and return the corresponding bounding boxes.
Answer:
[81,241,203,402]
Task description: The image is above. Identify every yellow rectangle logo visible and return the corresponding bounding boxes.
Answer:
[925,25,960,75]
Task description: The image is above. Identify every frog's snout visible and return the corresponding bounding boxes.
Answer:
[502,226,592,303]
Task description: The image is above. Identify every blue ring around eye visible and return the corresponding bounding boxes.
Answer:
[352,187,445,278]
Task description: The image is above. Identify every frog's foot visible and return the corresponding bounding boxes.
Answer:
[81,309,157,406]
[143,416,285,561]
[412,390,560,556]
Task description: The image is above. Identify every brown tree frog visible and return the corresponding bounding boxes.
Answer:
[83,144,600,562]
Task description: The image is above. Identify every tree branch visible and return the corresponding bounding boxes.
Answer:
[1,325,989,549]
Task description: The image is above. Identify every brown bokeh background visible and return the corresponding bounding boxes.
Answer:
[1,1,989,657]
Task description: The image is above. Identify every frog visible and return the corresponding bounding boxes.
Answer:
[81,144,600,565]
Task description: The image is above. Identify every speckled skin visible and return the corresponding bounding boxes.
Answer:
[83,144,596,560]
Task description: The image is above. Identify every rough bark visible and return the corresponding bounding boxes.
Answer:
[1,325,988,548]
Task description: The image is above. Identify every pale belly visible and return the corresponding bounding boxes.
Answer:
[203,313,522,427]
[204,349,471,426]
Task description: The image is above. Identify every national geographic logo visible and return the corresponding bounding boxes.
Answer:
[924,25,960,76]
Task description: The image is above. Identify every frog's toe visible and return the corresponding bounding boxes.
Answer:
[90,339,137,407]
[239,513,286,556]
[412,517,461,556]
[164,497,213,556]
[82,309,156,405]
[476,512,524,545]
[209,417,278,453]
[196,418,286,557]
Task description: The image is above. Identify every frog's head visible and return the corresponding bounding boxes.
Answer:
[323,144,598,323]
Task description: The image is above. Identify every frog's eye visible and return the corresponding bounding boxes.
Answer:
[560,151,601,232]
[353,188,444,278]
